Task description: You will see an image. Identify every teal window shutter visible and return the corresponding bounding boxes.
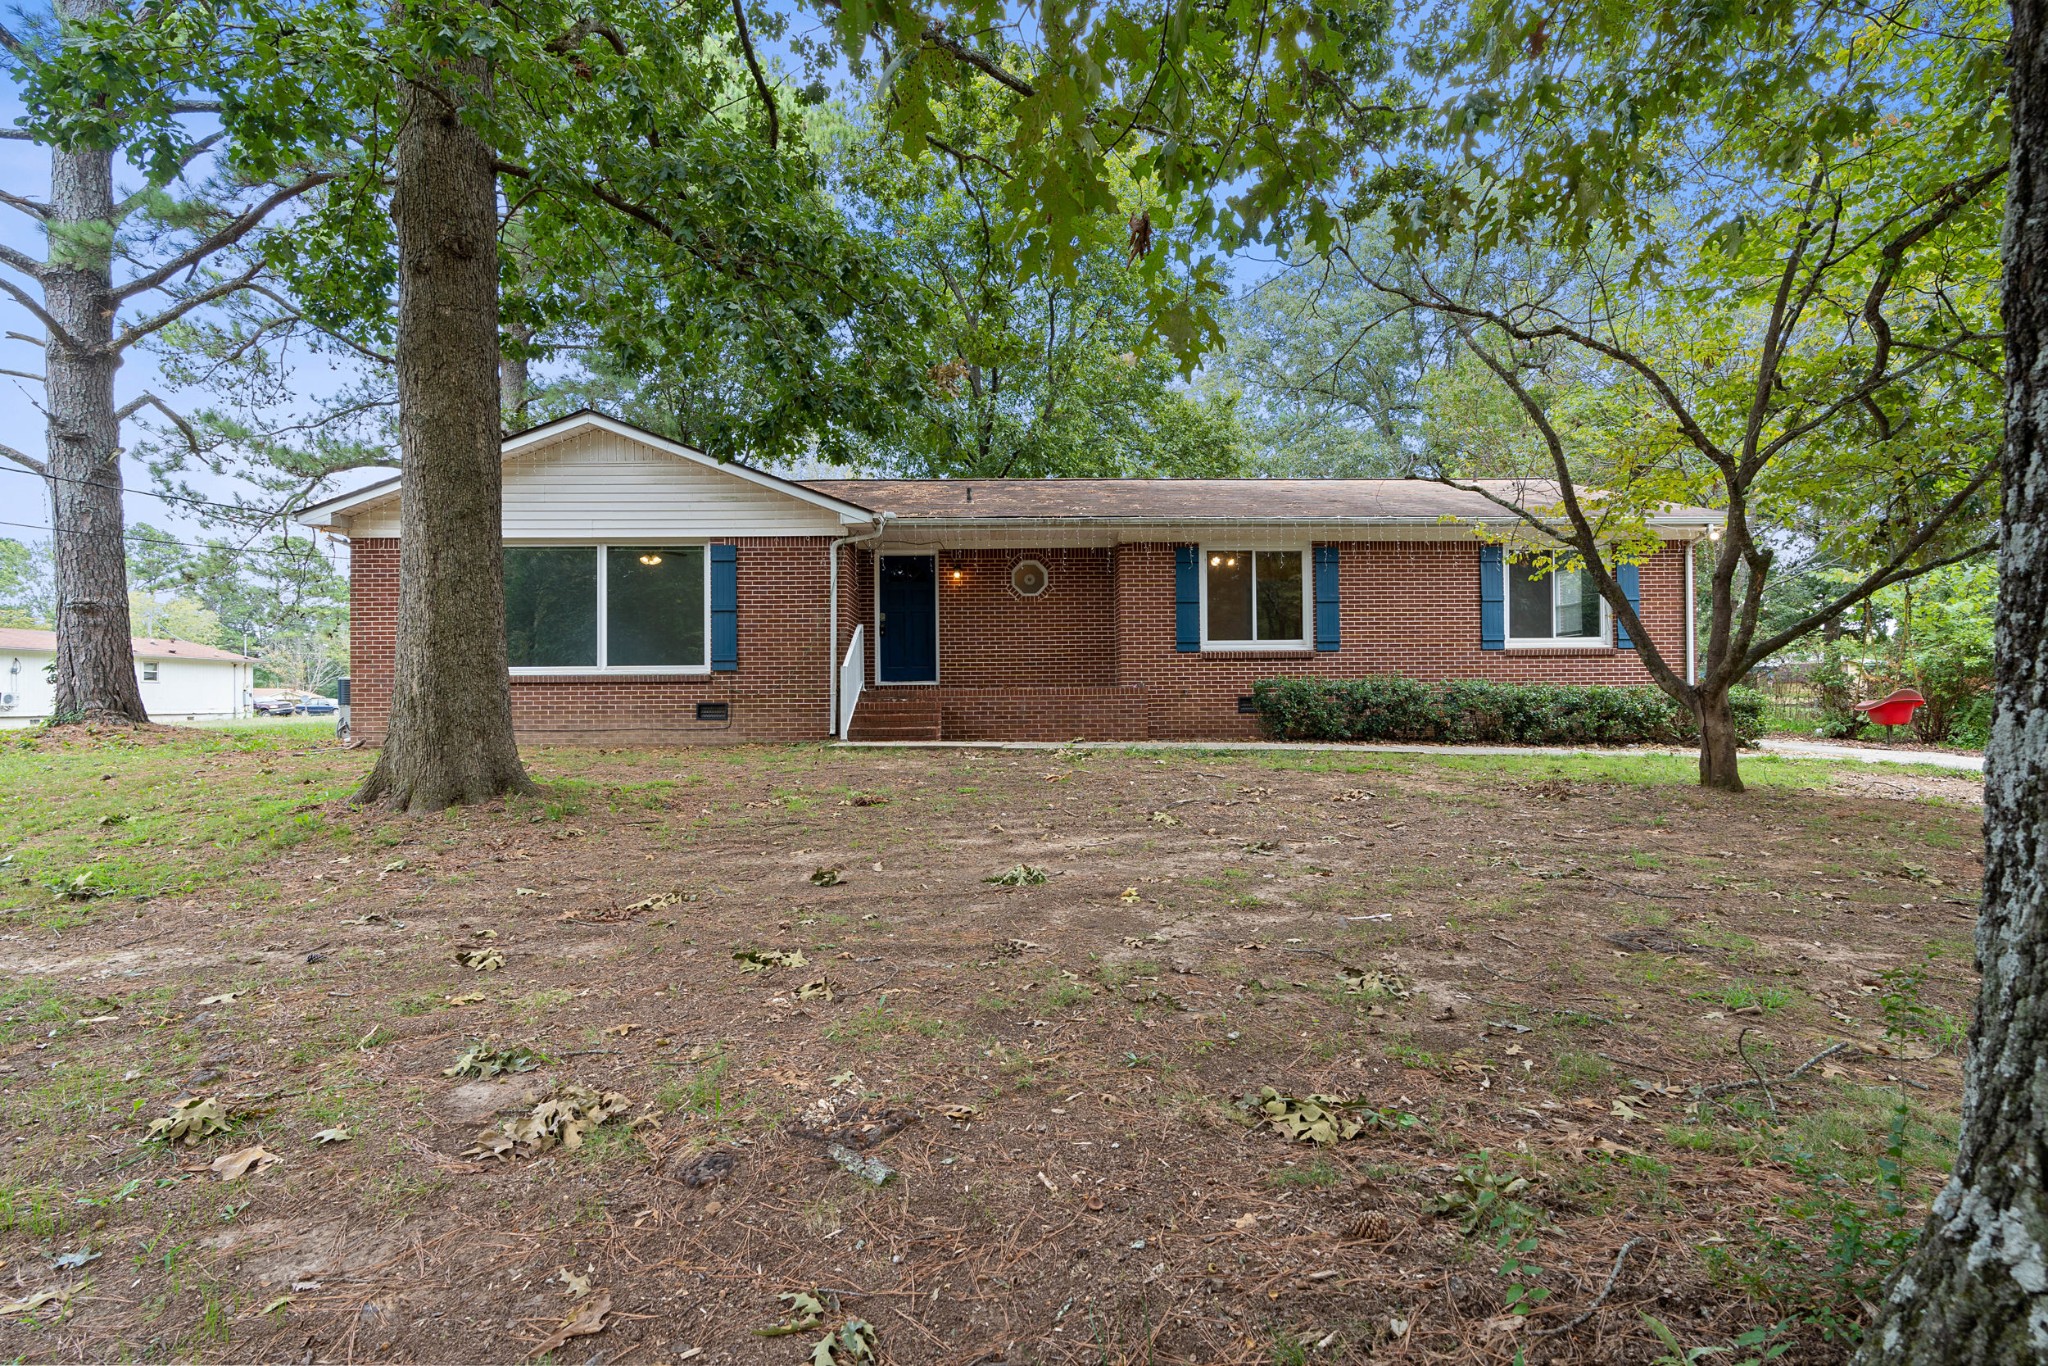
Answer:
[1174,547,1200,652]
[1479,544,1505,650]
[1313,545,1340,651]
[710,543,737,671]
[1614,562,1641,649]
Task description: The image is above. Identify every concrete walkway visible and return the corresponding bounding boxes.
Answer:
[838,736,1987,772]
[1754,738,1984,772]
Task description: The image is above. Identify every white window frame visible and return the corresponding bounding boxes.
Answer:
[1502,556,1612,651]
[505,541,712,677]
[1198,544,1311,652]
[141,661,159,682]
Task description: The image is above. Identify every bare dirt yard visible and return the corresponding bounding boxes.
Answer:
[0,725,1983,1364]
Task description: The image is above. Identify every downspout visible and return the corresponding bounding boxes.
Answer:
[828,512,893,738]
[1685,535,1697,688]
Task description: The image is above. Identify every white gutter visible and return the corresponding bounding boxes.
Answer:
[827,513,893,738]
[840,513,1724,532]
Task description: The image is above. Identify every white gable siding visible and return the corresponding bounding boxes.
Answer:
[346,426,854,540]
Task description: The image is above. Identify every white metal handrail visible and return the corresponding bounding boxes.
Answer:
[838,624,865,737]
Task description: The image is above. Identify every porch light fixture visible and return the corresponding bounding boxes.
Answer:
[638,553,663,565]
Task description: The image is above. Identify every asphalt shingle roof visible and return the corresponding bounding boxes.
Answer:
[800,477,1718,524]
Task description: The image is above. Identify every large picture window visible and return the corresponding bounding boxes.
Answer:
[1507,560,1605,644]
[504,545,707,672]
[1204,549,1305,647]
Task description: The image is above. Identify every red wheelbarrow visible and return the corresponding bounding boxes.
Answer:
[1854,687,1926,741]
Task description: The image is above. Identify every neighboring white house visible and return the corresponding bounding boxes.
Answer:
[0,628,257,727]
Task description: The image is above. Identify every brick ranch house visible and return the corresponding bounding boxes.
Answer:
[300,411,1722,746]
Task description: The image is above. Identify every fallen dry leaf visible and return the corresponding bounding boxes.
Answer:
[211,1145,281,1181]
[525,1290,610,1361]
[0,1286,70,1317]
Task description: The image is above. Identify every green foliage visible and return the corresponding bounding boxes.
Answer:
[1877,957,1970,1055]
[0,538,52,628]
[1732,1100,1934,1345]
[1249,676,1765,746]
[1875,563,1997,745]
[826,0,1406,369]
[1641,1316,1793,1366]
[1428,1153,1554,1317]
[126,525,348,693]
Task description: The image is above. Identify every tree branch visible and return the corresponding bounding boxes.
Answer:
[0,442,45,475]
[921,25,1036,97]
[1740,461,2001,669]
[0,240,48,279]
[116,132,227,218]
[1346,251,1734,472]
[731,0,779,150]
[110,173,334,305]
[110,261,265,353]
[0,366,45,382]
[0,276,79,349]
[240,282,395,366]
[1451,328,1694,705]
[0,188,48,220]
[115,391,201,451]
[926,133,1010,178]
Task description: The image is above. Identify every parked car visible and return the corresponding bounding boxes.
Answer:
[253,696,300,716]
[300,697,337,715]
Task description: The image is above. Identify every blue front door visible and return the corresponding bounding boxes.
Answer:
[877,554,937,683]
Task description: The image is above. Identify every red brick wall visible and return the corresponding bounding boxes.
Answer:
[348,536,837,746]
[913,548,1116,689]
[1114,540,1689,740]
[347,538,399,742]
[350,533,1696,746]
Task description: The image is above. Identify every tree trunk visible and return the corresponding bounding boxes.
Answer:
[355,60,533,810]
[1695,685,1744,793]
[1854,1,2048,1357]
[45,0,146,725]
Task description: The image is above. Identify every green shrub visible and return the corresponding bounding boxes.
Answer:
[1249,676,1764,747]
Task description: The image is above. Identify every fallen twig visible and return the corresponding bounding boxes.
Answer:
[1533,1236,1646,1338]
[1699,1040,1854,1097]
[1736,1028,1776,1119]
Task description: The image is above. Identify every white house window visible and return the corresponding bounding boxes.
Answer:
[1507,560,1606,645]
[1204,549,1305,648]
[141,661,159,682]
[504,545,707,672]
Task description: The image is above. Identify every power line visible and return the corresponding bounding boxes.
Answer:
[0,458,387,528]
[0,517,346,572]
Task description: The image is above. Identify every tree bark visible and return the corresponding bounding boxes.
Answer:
[355,59,533,810]
[1854,1,2048,1357]
[1695,685,1745,793]
[44,0,146,725]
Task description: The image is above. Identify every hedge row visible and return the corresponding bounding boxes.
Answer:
[1248,676,1766,746]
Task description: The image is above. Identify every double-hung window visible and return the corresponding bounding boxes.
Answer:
[504,545,708,673]
[1506,559,1606,647]
[1202,549,1305,649]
